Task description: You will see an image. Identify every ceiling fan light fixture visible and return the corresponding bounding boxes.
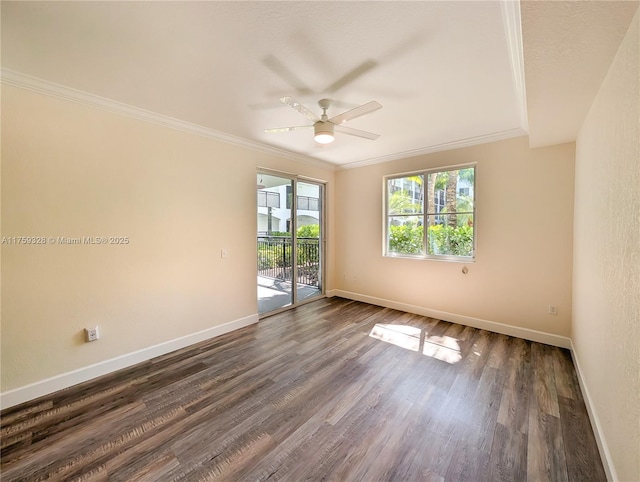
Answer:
[314,121,335,144]
[266,97,381,144]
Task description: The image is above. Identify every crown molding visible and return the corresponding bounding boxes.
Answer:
[2,68,529,173]
[1,69,337,172]
[338,127,527,170]
[501,0,529,133]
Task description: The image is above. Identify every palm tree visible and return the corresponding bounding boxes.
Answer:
[427,173,435,227]
[445,170,458,227]
[456,167,475,225]
[389,189,419,214]
[407,175,424,211]
[427,171,448,224]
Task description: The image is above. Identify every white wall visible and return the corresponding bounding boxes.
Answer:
[573,9,639,481]
[334,136,575,342]
[0,85,335,402]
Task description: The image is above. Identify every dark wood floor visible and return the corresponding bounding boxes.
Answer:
[1,297,606,481]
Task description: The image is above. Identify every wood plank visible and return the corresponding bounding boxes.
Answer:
[558,395,607,482]
[527,399,569,481]
[487,422,528,482]
[497,336,532,434]
[531,342,561,417]
[552,346,583,401]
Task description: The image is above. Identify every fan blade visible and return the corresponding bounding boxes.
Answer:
[329,99,359,110]
[325,60,378,93]
[264,56,313,96]
[264,125,312,134]
[329,101,382,125]
[335,125,380,140]
[280,97,320,122]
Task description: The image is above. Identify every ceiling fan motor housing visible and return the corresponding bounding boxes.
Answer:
[314,120,335,144]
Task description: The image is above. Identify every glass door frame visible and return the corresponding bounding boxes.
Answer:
[257,168,326,317]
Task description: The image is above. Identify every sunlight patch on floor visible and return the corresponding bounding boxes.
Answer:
[369,324,462,364]
[422,335,462,364]
[369,324,421,351]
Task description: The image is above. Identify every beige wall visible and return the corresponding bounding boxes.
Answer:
[573,9,639,482]
[0,85,335,393]
[334,136,575,338]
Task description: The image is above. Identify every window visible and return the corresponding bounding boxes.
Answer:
[385,165,475,260]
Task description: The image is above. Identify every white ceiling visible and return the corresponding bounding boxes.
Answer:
[522,1,639,148]
[2,1,637,169]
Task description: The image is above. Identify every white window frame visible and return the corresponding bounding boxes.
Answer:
[383,163,476,262]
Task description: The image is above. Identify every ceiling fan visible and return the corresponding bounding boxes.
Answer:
[265,97,382,144]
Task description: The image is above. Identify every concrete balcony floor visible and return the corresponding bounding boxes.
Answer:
[258,276,322,314]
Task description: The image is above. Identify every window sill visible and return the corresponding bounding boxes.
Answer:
[384,253,476,263]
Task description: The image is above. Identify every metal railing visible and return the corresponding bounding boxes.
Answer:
[257,236,320,287]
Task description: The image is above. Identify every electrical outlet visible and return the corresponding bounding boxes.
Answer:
[548,305,558,316]
[85,326,100,342]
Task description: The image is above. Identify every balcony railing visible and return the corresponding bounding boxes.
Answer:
[257,236,320,287]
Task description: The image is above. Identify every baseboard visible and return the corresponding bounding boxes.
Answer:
[569,340,616,481]
[331,289,572,348]
[0,313,259,410]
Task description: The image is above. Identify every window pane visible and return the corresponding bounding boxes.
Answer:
[426,214,473,257]
[387,176,424,215]
[427,167,474,214]
[388,216,424,255]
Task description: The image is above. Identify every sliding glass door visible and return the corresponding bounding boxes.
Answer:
[257,172,324,315]
[295,181,323,303]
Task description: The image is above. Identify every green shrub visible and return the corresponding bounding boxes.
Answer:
[388,223,473,257]
[297,224,320,238]
[257,246,277,269]
[427,224,473,256]
[388,223,424,255]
